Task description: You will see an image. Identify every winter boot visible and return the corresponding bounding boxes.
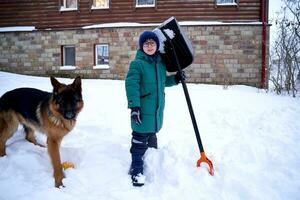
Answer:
[131,173,145,187]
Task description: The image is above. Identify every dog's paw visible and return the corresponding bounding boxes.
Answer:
[0,149,6,157]
[54,173,65,188]
[55,180,65,188]
[62,161,75,170]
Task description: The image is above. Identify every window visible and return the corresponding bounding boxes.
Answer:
[136,0,155,7]
[95,44,109,68]
[92,0,109,9]
[216,0,237,5]
[62,45,76,66]
[60,0,78,11]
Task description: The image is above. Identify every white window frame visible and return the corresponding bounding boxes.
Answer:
[94,44,109,69]
[91,0,109,10]
[136,0,155,8]
[63,45,76,67]
[60,0,78,11]
[216,0,237,6]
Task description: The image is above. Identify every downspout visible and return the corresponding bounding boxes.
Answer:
[260,0,267,88]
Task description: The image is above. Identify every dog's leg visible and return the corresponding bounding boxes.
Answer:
[47,136,65,187]
[24,125,45,147]
[0,112,19,156]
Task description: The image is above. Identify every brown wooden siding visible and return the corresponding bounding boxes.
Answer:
[0,0,264,30]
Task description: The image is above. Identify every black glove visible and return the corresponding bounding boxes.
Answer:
[175,70,186,83]
[131,107,142,125]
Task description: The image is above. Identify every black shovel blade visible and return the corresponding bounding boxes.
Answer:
[154,17,194,72]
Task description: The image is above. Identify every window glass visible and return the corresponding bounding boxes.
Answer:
[93,0,109,8]
[216,0,235,4]
[96,44,109,65]
[136,0,155,7]
[64,46,75,66]
[64,0,77,8]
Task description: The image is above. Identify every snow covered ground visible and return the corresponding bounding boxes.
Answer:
[0,72,299,200]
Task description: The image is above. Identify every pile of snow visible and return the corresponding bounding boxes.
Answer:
[0,72,299,200]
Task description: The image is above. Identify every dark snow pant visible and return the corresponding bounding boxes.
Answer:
[130,131,157,175]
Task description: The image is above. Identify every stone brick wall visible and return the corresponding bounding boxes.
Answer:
[186,25,269,87]
[0,25,269,87]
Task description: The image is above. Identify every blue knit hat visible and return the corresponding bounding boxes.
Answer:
[139,31,160,52]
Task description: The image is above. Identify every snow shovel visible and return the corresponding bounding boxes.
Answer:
[159,26,214,176]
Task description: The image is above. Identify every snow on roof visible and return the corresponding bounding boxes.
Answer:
[82,22,159,29]
[82,21,262,29]
[179,21,262,26]
[0,21,262,33]
[0,26,36,32]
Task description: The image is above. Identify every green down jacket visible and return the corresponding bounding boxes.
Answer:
[125,50,178,134]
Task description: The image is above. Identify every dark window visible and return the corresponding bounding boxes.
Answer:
[216,0,236,5]
[136,0,155,7]
[63,45,75,66]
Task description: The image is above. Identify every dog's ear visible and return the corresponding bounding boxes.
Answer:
[71,76,82,92]
[50,76,62,91]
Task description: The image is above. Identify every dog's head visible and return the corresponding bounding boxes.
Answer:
[50,76,84,120]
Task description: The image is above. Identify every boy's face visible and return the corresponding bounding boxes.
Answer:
[142,39,157,56]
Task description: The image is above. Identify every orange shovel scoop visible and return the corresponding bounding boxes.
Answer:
[197,152,214,176]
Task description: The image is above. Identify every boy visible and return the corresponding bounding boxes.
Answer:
[125,31,184,186]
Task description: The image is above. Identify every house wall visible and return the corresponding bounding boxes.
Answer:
[0,0,262,30]
[0,25,269,87]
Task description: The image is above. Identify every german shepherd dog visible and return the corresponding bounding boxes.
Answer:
[0,76,83,187]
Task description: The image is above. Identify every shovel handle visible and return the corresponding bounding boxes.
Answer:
[160,29,204,153]
[160,29,214,176]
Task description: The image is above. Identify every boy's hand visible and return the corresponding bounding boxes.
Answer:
[131,107,142,125]
[175,71,186,83]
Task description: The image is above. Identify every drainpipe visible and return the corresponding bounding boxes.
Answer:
[260,0,267,88]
